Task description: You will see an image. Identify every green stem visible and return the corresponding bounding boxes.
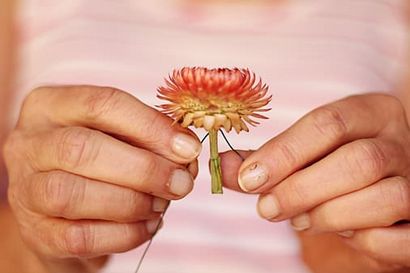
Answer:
[209,129,223,194]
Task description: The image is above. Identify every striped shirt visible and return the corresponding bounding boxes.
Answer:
[13,0,409,272]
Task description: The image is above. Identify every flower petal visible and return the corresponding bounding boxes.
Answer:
[157,67,271,133]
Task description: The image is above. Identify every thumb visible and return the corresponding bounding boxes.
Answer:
[220,150,253,192]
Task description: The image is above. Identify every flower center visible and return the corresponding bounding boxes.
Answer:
[182,96,244,115]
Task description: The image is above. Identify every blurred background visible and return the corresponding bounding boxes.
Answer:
[0,1,409,273]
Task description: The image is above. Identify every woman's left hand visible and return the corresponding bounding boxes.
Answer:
[220,93,410,272]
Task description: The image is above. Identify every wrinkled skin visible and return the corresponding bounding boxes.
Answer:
[221,94,410,273]
[3,86,201,273]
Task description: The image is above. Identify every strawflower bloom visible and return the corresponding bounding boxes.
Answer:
[158,67,271,194]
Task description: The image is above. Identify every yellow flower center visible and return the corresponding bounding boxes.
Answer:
[181,96,244,115]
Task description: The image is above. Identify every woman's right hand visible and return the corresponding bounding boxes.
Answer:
[3,86,201,273]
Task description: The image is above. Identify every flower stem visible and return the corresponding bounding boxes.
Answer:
[209,129,223,194]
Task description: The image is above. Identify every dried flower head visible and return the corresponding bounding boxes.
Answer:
[157,67,271,133]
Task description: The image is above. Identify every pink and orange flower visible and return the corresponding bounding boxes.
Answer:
[157,67,271,133]
[157,67,271,194]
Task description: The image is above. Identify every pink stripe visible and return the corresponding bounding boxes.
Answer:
[104,243,307,273]
[13,1,409,272]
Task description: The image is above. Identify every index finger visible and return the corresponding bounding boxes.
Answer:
[20,85,202,164]
[237,94,406,192]
[220,150,253,192]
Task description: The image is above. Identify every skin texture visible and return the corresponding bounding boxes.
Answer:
[0,1,409,273]
[220,4,410,273]
[297,8,410,272]
[220,94,410,273]
[3,86,201,273]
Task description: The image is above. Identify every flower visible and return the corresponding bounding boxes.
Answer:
[157,67,271,194]
[157,67,271,133]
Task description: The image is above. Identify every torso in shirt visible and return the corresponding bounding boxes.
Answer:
[10,1,410,272]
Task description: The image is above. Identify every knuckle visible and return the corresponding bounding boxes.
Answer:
[274,140,300,169]
[138,153,159,185]
[320,210,344,231]
[43,172,75,216]
[22,87,49,109]
[380,94,405,117]
[3,131,24,163]
[349,139,386,182]
[279,180,309,212]
[359,232,380,259]
[389,177,410,220]
[137,112,164,144]
[83,86,123,121]
[309,105,348,142]
[19,87,53,121]
[18,87,55,127]
[123,192,149,221]
[63,223,95,257]
[55,127,97,169]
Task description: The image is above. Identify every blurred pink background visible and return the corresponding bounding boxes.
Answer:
[12,0,409,272]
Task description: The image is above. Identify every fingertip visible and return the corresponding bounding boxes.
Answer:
[257,194,281,220]
[171,132,202,163]
[168,169,195,199]
[152,197,169,213]
[145,218,164,235]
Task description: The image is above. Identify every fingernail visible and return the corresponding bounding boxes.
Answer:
[337,230,354,238]
[146,218,163,234]
[168,169,194,196]
[239,163,269,192]
[291,213,311,231]
[172,133,201,160]
[258,194,281,219]
[152,197,169,213]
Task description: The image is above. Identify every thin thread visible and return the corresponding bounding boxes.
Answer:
[200,133,209,143]
[134,133,210,273]
[219,130,245,161]
[134,203,170,273]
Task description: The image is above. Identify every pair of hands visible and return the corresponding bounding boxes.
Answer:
[4,86,410,273]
